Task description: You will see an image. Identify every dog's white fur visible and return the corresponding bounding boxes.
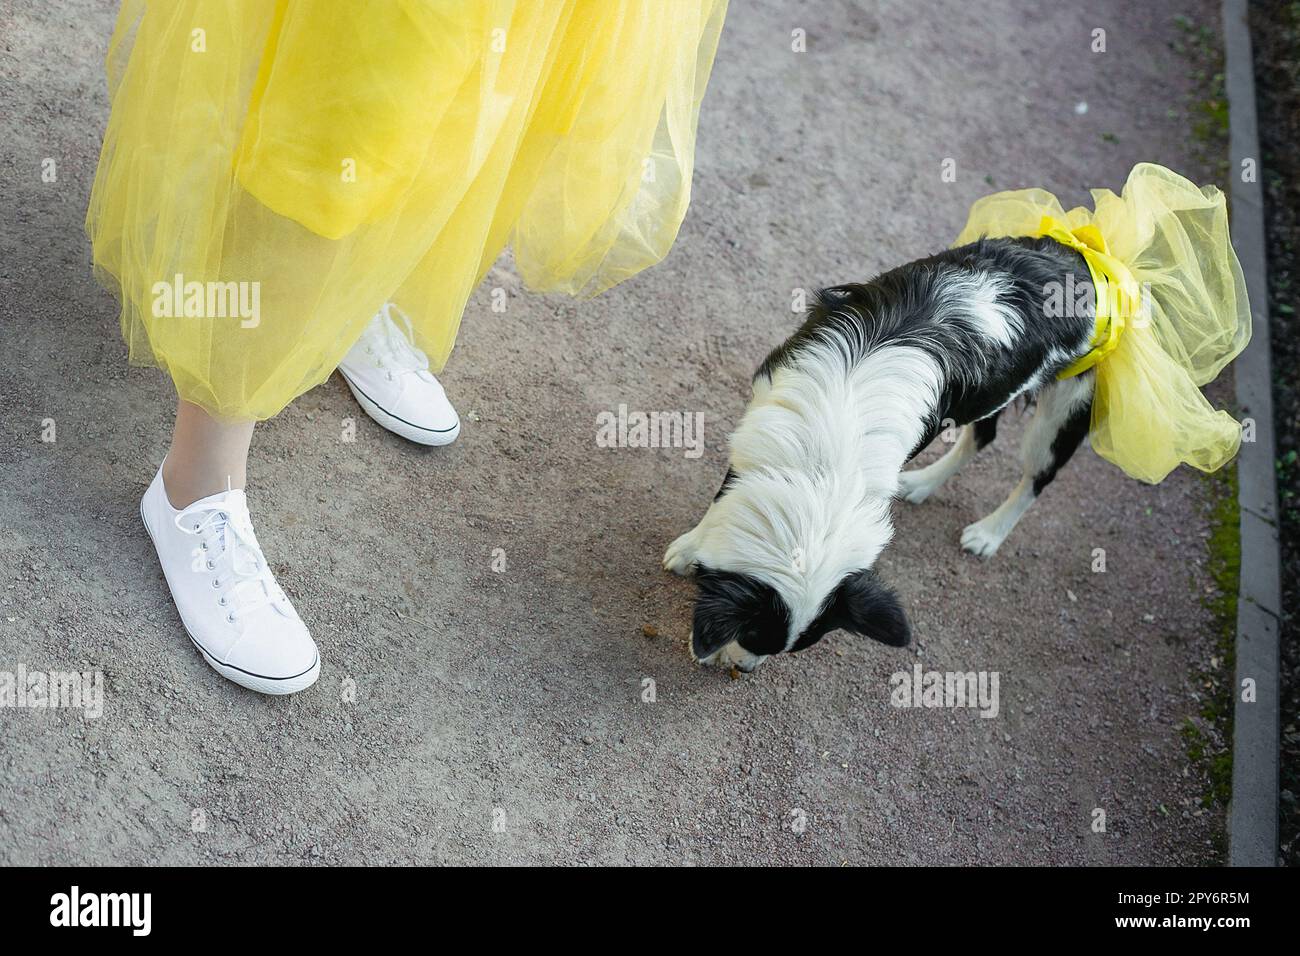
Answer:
[938,272,1022,349]
[665,336,945,664]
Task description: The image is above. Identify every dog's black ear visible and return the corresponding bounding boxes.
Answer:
[691,596,736,661]
[691,568,790,660]
[835,570,910,647]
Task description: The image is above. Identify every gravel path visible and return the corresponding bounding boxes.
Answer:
[0,0,1232,864]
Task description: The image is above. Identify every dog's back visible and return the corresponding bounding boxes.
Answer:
[758,237,1097,455]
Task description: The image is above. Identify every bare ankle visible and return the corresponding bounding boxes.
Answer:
[162,400,255,508]
[160,458,243,509]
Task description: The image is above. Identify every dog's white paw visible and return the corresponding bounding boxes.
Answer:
[663,531,699,576]
[960,518,1006,559]
[897,470,937,504]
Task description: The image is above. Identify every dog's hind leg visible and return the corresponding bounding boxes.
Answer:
[960,376,1093,558]
[898,414,999,504]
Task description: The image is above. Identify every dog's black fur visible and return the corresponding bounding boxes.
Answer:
[759,237,1093,458]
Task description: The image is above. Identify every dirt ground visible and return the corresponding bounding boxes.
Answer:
[1,0,1234,864]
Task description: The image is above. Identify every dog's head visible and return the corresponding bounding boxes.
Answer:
[690,564,910,671]
[683,464,910,671]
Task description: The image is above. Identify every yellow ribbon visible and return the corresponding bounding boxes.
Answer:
[1033,215,1140,379]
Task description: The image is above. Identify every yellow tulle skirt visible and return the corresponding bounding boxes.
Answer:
[955,163,1251,484]
[87,0,728,420]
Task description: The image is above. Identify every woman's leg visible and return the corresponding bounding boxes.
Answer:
[142,397,320,695]
[161,399,255,507]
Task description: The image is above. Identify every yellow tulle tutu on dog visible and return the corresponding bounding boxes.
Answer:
[87,0,728,420]
[955,163,1251,484]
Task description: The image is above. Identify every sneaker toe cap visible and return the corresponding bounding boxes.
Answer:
[389,382,460,437]
[223,614,319,681]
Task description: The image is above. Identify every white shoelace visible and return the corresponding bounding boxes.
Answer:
[173,498,286,623]
[364,302,434,382]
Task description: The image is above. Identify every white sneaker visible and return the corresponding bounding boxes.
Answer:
[140,464,320,695]
[338,303,461,446]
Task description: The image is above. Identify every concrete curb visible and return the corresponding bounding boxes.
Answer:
[1222,0,1281,867]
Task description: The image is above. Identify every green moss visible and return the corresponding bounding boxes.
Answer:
[1184,465,1239,813]
[1205,465,1242,638]
[1174,14,1231,178]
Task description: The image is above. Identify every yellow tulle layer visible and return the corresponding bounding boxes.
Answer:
[86,0,728,420]
[955,163,1251,484]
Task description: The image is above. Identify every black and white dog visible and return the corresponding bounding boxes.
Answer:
[664,236,1099,672]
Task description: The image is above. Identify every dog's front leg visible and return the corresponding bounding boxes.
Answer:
[663,527,703,576]
[664,468,735,575]
[898,425,977,503]
[899,415,999,503]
